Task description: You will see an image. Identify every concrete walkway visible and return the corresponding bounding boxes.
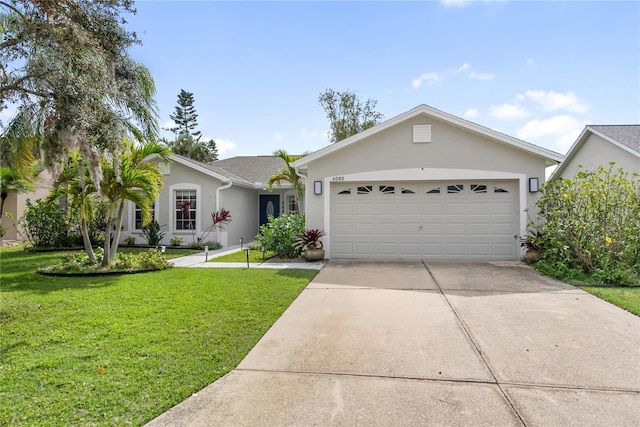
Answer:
[169,245,325,270]
[147,260,640,426]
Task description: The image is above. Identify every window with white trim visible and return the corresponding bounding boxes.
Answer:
[175,190,197,230]
[287,195,298,213]
[134,202,156,230]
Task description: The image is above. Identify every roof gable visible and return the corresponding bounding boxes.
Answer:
[553,124,640,178]
[144,153,289,189]
[294,104,563,168]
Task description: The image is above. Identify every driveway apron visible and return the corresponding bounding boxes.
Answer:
[147,260,640,427]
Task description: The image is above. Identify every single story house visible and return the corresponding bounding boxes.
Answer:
[120,154,298,247]
[1,170,54,241]
[552,125,640,179]
[293,104,564,260]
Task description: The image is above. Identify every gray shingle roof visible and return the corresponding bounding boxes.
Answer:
[209,156,289,185]
[589,125,640,153]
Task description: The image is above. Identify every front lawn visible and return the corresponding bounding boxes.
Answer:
[209,248,276,263]
[577,285,640,316]
[0,247,317,425]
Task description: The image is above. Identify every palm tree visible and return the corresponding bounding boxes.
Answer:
[47,153,99,263]
[0,166,34,217]
[266,149,309,214]
[100,138,170,267]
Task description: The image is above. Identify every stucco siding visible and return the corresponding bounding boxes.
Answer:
[558,133,640,178]
[1,171,54,241]
[218,185,259,245]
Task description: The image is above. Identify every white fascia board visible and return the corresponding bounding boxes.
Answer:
[293,104,564,169]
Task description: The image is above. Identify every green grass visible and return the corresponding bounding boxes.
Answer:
[209,249,276,263]
[0,246,317,425]
[532,261,640,316]
[577,286,640,316]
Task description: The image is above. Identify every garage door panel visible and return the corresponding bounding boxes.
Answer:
[330,180,518,260]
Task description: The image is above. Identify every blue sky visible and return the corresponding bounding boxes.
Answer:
[126,1,639,159]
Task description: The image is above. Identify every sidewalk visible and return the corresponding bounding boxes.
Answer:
[169,245,325,270]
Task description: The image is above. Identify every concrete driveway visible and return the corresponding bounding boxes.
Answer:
[147,260,640,426]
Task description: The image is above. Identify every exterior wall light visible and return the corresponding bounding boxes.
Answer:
[314,180,323,195]
[529,177,540,193]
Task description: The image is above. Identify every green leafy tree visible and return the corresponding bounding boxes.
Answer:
[47,152,100,262]
[535,164,640,285]
[164,134,218,163]
[100,138,170,267]
[0,1,158,183]
[168,89,201,138]
[318,88,384,143]
[266,149,308,213]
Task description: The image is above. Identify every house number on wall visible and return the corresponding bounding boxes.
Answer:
[331,176,345,181]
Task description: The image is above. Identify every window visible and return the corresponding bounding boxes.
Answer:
[357,185,373,194]
[175,190,197,230]
[135,202,156,230]
[401,187,416,194]
[338,188,351,195]
[471,184,487,193]
[379,185,395,194]
[287,195,298,213]
[494,186,509,193]
[426,187,441,194]
[447,184,464,194]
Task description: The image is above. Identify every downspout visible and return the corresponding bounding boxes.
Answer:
[216,181,232,212]
[215,181,232,247]
[295,168,307,214]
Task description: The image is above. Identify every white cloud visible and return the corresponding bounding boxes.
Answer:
[162,120,176,131]
[212,138,237,156]
[456,63,470,73]
[273,132,283,141]
[441,0,470,7]
[516,115,585,143]
[489,103,529,120]
[524,90,590,113]
[470,71,495,80]
[412,72,440,88]
[526,58,535,66]
[463,108,479,119]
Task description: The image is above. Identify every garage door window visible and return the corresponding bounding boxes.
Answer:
[426,186,441,194]
[401,187,416,194]
[471,184,488,193]
[338,188,351,195]
[447,184,464,194]
[494,186,509,193]
[380,185,395,194]
[357,186,373,194]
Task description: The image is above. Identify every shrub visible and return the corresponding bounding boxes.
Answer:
[534,164,640,285]
[170,236,183,246]
[141,221,166,246]
[20,199,74,248]
[0,222,6,238]
[123,236,136,245]
[47,248,172,273]
[255,214,305,258]
[188,240,222,250]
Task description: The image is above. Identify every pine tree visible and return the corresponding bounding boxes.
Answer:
[169,90,201,138]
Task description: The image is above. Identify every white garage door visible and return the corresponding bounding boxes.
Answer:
[331,181,519,259]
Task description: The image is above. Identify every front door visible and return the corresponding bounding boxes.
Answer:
[259,194,280,226]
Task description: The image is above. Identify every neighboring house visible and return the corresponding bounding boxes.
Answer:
[553,125,640,179]
[1,170,54,241]
[293,104,564,260]
[120,154,298,247]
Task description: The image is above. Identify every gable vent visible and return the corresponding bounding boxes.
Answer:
[413,124,431,143]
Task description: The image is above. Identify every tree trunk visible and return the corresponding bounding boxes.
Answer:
[80,216,97,264]
[108,201,126,263]
[102,210,114,268]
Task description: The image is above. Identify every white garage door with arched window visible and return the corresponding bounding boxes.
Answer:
[330,180,519,259]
